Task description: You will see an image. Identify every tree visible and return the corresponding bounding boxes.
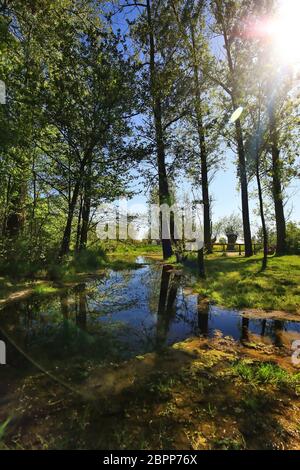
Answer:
[0,0,138,268]
[170,0,214,254]
[128,0,192,259]
[211,0,253,257]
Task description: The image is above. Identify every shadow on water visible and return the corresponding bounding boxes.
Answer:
[1,256,300,385]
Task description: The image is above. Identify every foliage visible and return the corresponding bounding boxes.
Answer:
[286,222,300,255]
[218,214,243,236]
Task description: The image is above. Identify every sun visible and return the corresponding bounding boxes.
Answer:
[269,0,300,66]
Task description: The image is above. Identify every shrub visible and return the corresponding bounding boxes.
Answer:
[71,246,107,272]
[286,222,300,255]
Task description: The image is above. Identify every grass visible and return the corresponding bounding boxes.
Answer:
[0,418,11,443]
[189,254,300,313]
[211,437,246,450]
[233,360,300,388]
[32,284,60,295]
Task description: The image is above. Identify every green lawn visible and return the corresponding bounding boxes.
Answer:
[190,254,300,313]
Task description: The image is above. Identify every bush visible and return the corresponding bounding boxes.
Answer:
[0,238,45,279]
[47,262,75,282]
[286,222,300,255]
[71,246,107,272]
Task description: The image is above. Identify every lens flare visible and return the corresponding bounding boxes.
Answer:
[230,107,244,123]
[270,0,300,66]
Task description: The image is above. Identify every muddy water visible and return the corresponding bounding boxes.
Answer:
[1,257,300,384]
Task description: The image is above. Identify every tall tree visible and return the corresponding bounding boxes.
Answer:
[211,0,253,257]
[170,0,213,254]
[128,0,191,259]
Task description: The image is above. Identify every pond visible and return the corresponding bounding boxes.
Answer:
[1,257,300,385]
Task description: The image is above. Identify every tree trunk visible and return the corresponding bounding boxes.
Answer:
[75,193,83,253]
[2,175,11,236]
[216,1,253,257]
[146,0,172,260]
[234,119,253,257]
[59,177,81,258]
[190,23,212,254]
[197,247,206,279]
[269,107,286,255]
[255,157,268,270]
[79,161,92,251]
[5,176,27,239]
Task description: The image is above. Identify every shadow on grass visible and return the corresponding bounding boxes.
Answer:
[2,339,299,450]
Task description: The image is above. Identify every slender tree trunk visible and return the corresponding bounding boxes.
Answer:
[216,1,253,257]
[59,177,81,258]
[190,24,212,254]
[146,0,172,260]
[30,157,37,240]
[2,175,11,236]
[197,247,206,279]
[79,161,92,251]
[79,197,91,250]
[75,193,83,253]
[59,152,91,258]
[269,107,286,255]
[255,157,268,270]
[234,119,253,257]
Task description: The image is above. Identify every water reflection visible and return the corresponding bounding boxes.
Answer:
[241,317,250,342]
[197,298,209,336]
[1,260,300,379]
[156,266,181,348]
[74,284,87,331]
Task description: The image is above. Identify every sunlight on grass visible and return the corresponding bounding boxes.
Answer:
[192,255,300,312]
[233,360,300,388]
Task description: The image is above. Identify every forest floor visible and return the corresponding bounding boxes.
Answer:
[1,335,300,450]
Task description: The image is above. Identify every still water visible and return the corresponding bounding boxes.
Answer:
[1,257,300,379]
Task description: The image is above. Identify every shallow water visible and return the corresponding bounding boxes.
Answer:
[1,257,300,379]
